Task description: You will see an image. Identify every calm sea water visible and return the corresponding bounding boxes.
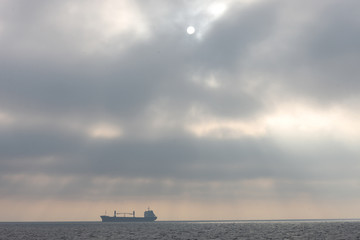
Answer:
[1,220,360,240]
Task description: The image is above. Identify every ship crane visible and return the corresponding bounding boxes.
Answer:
[114,210,135,217]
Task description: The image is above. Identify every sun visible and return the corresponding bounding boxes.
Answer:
[187,26,195,35]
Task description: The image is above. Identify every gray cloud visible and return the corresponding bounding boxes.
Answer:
[1,0,360,211]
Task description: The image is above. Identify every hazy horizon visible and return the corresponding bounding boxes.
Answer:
[1,0,360,221]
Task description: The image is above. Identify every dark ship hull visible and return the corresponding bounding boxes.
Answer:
[101,216,157,222]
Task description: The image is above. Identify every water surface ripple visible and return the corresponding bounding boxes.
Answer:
[1,221,360,239]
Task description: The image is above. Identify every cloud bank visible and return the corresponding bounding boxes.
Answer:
[1,0,360,220]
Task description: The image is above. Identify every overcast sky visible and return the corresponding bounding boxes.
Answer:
[1,0,360,221]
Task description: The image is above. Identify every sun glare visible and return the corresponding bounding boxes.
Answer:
[208,2,227,17]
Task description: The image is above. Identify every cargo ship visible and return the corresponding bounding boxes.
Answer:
[100,208,157,222]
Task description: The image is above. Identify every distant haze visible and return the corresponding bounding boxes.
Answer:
[1,0,360,221]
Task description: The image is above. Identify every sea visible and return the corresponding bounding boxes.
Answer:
[1,220,360,240]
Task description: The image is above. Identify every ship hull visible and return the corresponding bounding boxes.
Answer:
[101,216,157,222]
